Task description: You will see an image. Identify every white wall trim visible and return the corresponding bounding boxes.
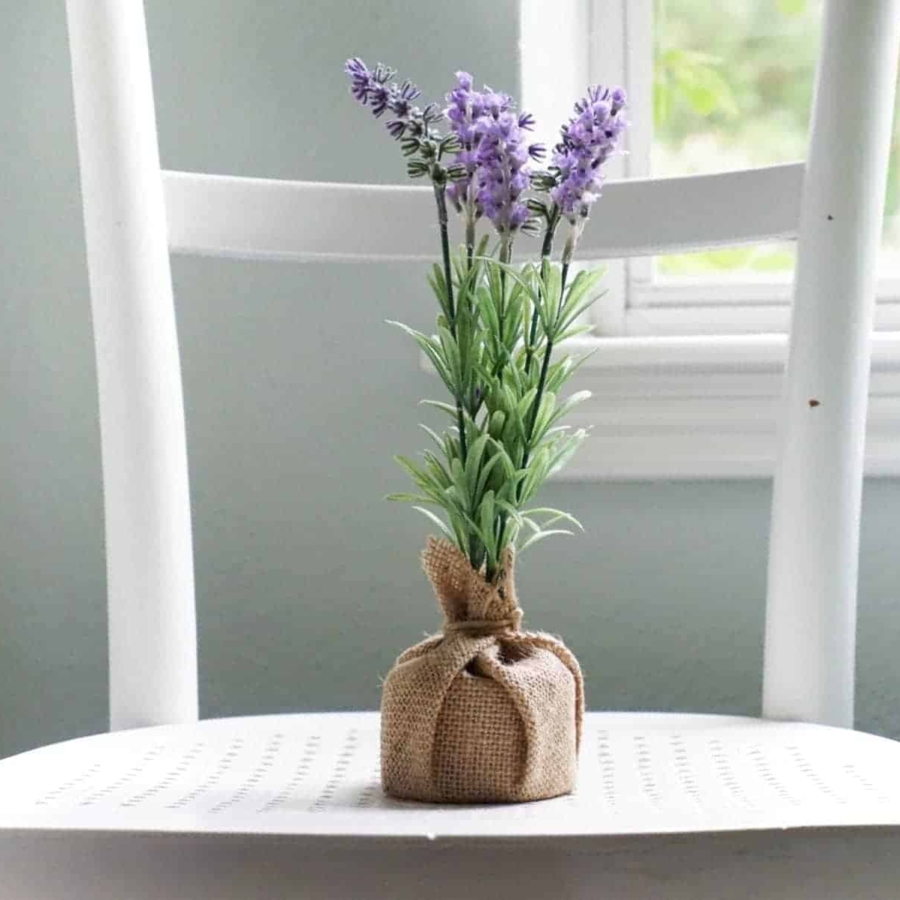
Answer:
[422,334,900,480]
[622,302,900,336]
[629,275,900,308]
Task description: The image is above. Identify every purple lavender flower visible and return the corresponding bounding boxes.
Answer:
[444,72,544,238]
[344,57,422,140]
[444,71,487,212]
[549,85,627,222]
[474,110,533,234]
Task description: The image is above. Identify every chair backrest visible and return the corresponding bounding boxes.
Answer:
[65,0,900,732]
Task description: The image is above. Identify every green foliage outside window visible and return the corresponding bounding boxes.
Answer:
[653,0,900,277]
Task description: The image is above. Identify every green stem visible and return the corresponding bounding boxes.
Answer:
[525,206,562,377]
[435,181,484,571]
[465,202,476,269]
[472,234,514,423]
[433,182,467,465]
[483,234,518,584]
[521,259,570,478]
[434,183,455,323]
[494,234,513,378]
[540,206,561,259]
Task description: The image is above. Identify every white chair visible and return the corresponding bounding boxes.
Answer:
[1,0,899,896]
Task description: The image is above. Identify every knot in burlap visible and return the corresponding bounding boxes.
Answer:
[380,536,584,804]
[423,536,524,636]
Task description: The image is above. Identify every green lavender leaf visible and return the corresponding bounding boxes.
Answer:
[423,450,453,488]
[474,449,505,501]
[518,528,574,554]
[386,492,438,504]
[556,324,595,343]
[479,490,496,558]
[541,390,592,436]
[419,399,458,417]
[463,433,490,502]
[388,321,455,393]
[412,506,455,540]
[478,258,542,309]
[547,428,589,477]
[418,423,446,453]
[521,507,584,531]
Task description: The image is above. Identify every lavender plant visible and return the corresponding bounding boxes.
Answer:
[346,58,627,583]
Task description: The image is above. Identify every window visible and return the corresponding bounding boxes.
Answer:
[646,0,900,335]
[522,0,900,338]
[519,0,900,479]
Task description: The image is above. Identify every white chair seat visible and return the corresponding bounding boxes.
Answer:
[2,711,900,899]
[3,710,900,836]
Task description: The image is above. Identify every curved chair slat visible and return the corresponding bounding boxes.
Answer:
[163,163,803,263]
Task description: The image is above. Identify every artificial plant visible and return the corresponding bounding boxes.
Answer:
[346,60,627,583]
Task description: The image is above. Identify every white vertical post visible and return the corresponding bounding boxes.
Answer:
[66,0,199,729]
[519,0,591,153]
[763,0,900,727]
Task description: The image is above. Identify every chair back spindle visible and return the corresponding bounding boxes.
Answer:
[66,0,198,730]
[763,0,900,727]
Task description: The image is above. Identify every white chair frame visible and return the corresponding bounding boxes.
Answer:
[1,0,899,897]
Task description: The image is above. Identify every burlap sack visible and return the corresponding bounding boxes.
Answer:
[381,536,584,803]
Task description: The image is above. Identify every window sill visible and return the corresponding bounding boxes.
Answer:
[619,280,900,336]
[422,334,900,481]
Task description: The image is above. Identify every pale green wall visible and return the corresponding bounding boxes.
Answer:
[1,1,898,760]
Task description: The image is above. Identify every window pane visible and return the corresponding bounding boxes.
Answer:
[656,242,795,279]
[652,0,900,279]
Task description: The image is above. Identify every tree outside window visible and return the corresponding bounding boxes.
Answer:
[653,0,900,278]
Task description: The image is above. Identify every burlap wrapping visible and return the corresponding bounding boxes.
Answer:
[381,536,584,803]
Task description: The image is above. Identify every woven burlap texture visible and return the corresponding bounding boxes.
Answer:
[381,536,584,803]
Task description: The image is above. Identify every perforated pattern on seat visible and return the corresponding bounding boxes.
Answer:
[2,712,899,837]
[26,726,378,817]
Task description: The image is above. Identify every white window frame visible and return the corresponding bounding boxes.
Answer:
[519,0,900,479]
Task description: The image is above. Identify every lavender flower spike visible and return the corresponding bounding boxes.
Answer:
[444,72,544,245]
[474,108,533,236]
[550,84,627,223]
[344,57,422,140]
[444,71,488,215]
